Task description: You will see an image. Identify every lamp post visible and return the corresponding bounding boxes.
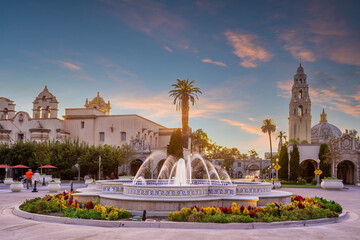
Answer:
[316,159,321,187]
[271,163,275,179]
[276,158,279,180]
[75,163,80,182]
[98,156,101,180]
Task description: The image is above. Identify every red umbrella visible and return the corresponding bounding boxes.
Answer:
[0,164,11,178]
[11,164,30,168]
[39,165,57,169]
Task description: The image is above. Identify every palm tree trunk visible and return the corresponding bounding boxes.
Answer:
[181,96,189,146]
[269,131,273,163]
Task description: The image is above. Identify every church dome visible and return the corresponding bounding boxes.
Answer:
[84,92,111,115]
[311,109,342,143]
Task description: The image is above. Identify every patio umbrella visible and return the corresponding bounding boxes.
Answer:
[11,164,30,180]
[39,164,57,174]
[0,164,10,178]
[11,164,30,168]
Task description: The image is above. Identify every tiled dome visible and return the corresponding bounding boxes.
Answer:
[311,109,342,143]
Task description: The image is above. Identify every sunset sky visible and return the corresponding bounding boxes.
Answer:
[1,0,359,156]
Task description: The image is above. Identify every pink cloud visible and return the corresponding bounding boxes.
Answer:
[101,0,190,51]
[98,58,137,77]
[225,31,272,68]
[58,61,81,71]
[278,31,316,62]
[220,119,262,136]
[248,117,256,122]
[164,46,173,52]
[278,3,360,66]
[201,58,227,67]
[277,79,360,118]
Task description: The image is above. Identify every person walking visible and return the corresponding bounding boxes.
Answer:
[32,170,41,186]
[25,169,33,189]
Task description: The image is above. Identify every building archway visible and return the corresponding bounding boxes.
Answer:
[337,160,355,184]
[130,159,143,176]
[299,159,316,182]
[246,164,260,177]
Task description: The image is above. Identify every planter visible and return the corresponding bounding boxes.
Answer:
[273,180,282,189]
[47,182,61,193]
[53,178,61,184]
[85,178,94,185]
[4,178,14,185]
[10,182,23,192]
[321,179,344,190]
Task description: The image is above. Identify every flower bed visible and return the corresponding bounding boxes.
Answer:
[20,191,131,221]
[168,195,342,223]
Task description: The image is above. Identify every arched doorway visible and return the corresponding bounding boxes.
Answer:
[130,159,143,176]
[299,159,316,182]
[337,160,355,184]
[246,164,260,177]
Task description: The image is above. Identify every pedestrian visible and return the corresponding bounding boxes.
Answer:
[32,170,41,185]
[25,169,34,189]
[110,172,115,179]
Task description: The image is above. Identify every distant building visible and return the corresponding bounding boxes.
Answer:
[0,86,175,175]
[286,65,360,185]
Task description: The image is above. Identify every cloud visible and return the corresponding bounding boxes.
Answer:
[97,58,137,77]
[278,31,316,62]
[277,3,360,66]
[164,46,173,52]
[57,61,82,71]
[220,119,262,135]
[277,79,360,118]
[225,31,272,68]
[201,58,227,67]
[248,117,256,122]
[100,0,190,51]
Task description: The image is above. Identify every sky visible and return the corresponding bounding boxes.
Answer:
[1,0,359,157]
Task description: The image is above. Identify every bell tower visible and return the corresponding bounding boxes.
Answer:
[288,64,312,143]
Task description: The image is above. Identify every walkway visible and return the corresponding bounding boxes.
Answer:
[0,184,359,240]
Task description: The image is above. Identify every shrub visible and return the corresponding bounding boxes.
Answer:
[311,179,317,185]
[296,177,307,185]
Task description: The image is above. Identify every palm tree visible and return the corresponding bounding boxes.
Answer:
[169,79,202,146]
[261,119,276,163]
[277,131,287,152]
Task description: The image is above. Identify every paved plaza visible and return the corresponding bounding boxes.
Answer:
[0,184,359,240]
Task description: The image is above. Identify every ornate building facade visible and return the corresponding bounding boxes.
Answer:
[0,87,175,174]
[287,65,360,185]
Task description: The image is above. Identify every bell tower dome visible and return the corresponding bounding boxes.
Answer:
[288,64,312,143]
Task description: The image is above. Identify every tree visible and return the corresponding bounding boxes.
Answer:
[167,129,184,158]
[289,144,300,181]
[261,119,276,164]
[318,143,331,178]
[169,79,202,146]
[277,131,287,153]
[278,144,289,180]
[248,149,259,158]
[191,129,212,154]
[223,158,235,172]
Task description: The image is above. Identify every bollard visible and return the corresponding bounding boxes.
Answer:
[32,181,38,192]
[70,181,74,192]
[142,210,147,221]
[42,177,46,186]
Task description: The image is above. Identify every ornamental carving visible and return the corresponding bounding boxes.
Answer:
[130,136,150,153]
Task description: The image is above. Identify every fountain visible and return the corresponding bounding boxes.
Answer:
[73,150,292,214]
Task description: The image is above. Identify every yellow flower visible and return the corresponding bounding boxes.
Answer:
[243,207,250,215]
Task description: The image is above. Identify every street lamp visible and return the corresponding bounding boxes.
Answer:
[276,158,279,180]
[316,159,321,187]
[74,163,80,182]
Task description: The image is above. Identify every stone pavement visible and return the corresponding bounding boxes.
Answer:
[0,184,359,240]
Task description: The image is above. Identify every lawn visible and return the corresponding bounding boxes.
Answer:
[282,184,320,188]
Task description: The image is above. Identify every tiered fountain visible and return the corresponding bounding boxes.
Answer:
[73,150,292,214]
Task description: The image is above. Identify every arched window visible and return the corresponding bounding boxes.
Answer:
[298,105,303,116]
[42,95,46,102]
[46,106,51,118]
[150,135,153,147]
[3,108,8,119]
[38,106,43,119]
[298,90,303,99]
